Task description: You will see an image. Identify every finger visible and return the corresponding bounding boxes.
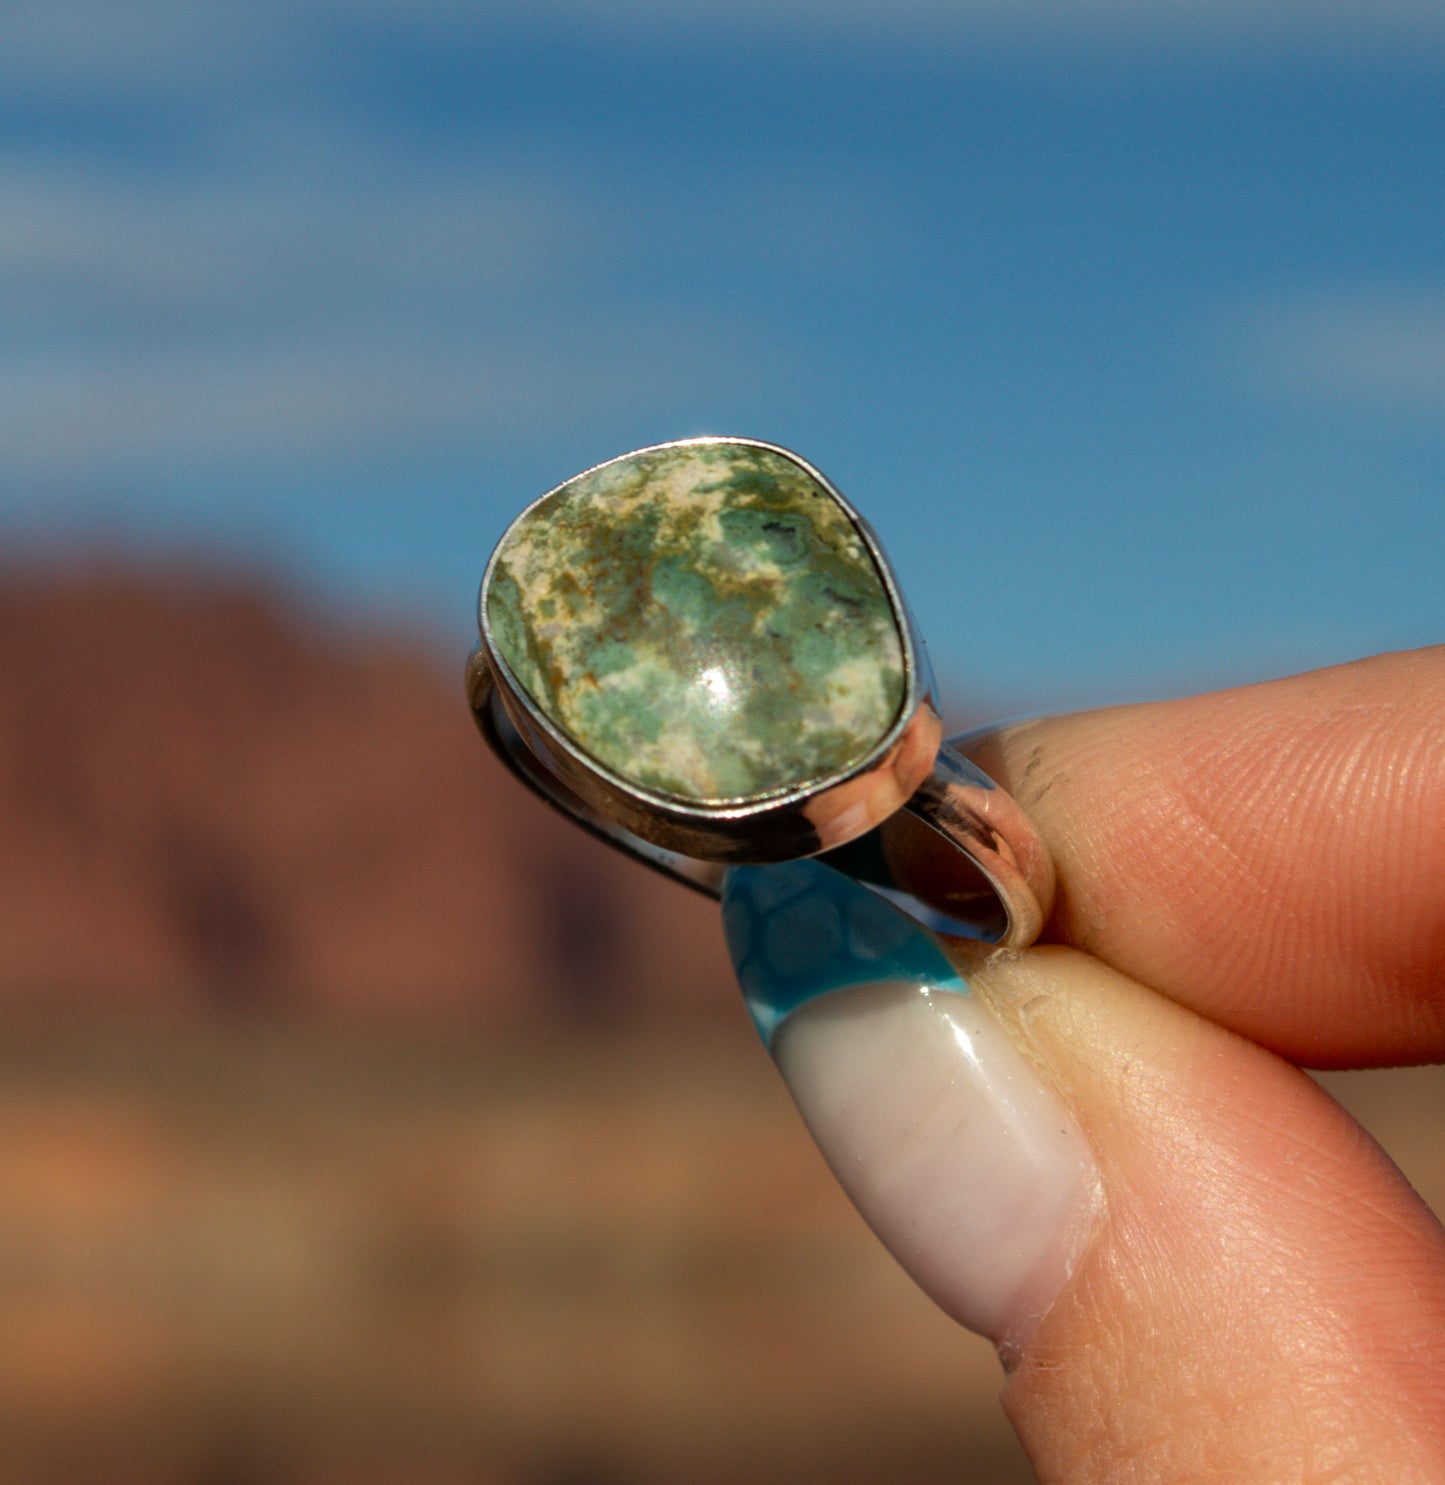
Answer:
[975,941,1445,1484]
[960,646,1445,1065]
[724,860,1445,1482]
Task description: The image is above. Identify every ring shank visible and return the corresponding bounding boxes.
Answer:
[877,746,1053,945]
[470,653,1054,947]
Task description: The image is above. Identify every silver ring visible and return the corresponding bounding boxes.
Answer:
[466,436,1055,947]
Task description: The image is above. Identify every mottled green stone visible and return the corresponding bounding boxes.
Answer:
[486,442,906,803]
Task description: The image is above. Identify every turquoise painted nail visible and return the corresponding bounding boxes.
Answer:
[721,857,967,1045]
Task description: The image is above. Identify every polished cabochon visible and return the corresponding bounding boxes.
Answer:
[473,438,944,864]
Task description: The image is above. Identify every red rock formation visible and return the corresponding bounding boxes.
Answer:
[0,563,737,1026]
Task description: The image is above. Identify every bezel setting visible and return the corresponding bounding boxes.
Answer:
[469,436,944,869]
[467,435,1056,945]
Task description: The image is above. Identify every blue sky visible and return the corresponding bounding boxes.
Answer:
[2,0,1441,711]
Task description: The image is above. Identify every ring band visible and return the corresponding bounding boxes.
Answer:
[466,437,1055,947]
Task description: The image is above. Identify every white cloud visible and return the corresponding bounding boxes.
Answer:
[0,1,280,95]
[1231,288,1445,410]
[0,307,788,479]
[345,0,1445,45]
[0,159,573,324]
[1,0,1442,100]
[0,111,871,481]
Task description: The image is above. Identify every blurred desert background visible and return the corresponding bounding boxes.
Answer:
[0,562,1439,1485]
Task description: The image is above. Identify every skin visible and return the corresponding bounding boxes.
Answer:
[901,646,1445,1482]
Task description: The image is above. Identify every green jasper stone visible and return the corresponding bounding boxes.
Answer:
[486,441,907,804]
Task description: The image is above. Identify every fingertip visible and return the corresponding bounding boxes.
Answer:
[963,941,1445,1482]
[955,649,1445,1063]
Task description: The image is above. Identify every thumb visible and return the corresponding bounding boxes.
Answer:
[978,943,1445,1482]
[723,860,1445,1483]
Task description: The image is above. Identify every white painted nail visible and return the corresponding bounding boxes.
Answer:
[723,858,1098,1350]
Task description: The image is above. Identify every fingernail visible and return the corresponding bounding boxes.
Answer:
[722,858,1097,1350]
